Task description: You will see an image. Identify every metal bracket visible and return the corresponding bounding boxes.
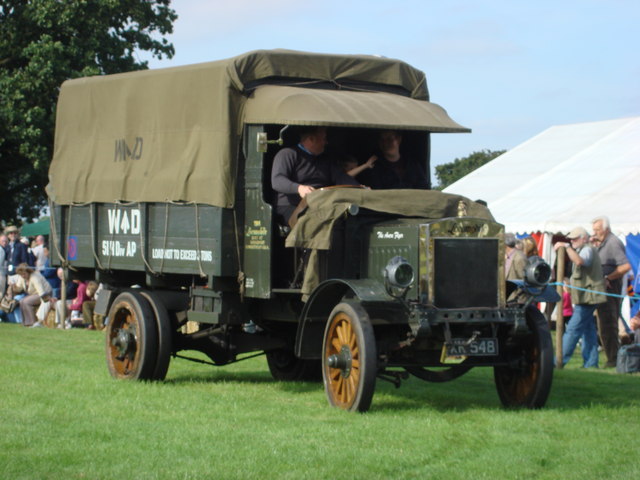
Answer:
[256,125,289,153]
[377,370,409,388]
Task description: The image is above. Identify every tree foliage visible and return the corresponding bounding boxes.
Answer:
[434,149,506,190]
[0,0,177,225]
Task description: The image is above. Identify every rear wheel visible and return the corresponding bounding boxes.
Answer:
[106,291,158,380]
[140,291,174,381]
[494,307,553,408]
[322,301,376,412]
[266,348,322,382]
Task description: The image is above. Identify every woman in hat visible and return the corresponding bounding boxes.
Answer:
[4,226,29,275]
[12,263,52,327]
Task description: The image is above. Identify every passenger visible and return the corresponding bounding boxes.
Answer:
[271,127,359,224]
[338,153,378,179]
[359,130,428,189]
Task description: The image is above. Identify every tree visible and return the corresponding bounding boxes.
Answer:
[434,149,506,190]
[0,0,177,225]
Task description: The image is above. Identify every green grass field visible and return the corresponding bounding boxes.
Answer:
[1,323,639,480]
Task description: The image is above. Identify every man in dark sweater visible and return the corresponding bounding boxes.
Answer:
[271,127,358,224]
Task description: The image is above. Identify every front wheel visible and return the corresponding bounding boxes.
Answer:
[322,301,377,412]
[266,348,322,382]
[494,307,553,408]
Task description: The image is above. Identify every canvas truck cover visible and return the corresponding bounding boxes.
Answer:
[286,189,495,250]
[47,49,468,208]
[284,188,495,296]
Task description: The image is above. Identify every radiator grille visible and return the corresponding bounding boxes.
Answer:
[433,238,499,308]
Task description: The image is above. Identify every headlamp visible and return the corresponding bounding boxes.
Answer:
[524,256,552,287]
[384,256,414,289]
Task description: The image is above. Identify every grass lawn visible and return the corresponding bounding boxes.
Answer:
[1,323,639,480]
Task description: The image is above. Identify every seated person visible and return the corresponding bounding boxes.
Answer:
[338,153,378,179]
[68,280,98,327]
[48,267,78,300]
[52,277,87,327]
[1,274,27,324]
[359,130,428,190]
[271,126,359,224]
[11,263,52,327]
[42,254,61,295]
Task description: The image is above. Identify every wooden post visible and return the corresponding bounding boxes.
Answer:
[555,246,566,368]
[59,267,67,329]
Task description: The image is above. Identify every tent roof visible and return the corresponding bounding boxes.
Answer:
[443,116,640,236]
[20,218,50,237]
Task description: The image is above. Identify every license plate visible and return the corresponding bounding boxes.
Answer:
[443,338,499,359]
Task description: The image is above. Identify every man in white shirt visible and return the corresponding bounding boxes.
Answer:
[31,235,47,271]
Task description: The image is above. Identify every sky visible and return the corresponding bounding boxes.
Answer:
[141,0,640,178]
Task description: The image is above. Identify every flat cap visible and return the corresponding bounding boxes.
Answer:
[567,226,588,239]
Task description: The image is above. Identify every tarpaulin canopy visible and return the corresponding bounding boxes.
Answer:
[47,49,463,208]
[444,117,640,236]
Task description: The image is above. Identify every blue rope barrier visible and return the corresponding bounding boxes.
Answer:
[549,281,640,301]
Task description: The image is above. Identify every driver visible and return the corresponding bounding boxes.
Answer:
[271,126,359,224]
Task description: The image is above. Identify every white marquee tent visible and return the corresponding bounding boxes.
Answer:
[444,116,640,318]
[444,116,640,236]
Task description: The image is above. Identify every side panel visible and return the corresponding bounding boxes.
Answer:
[51,203,236,277]
[366,223,421,301]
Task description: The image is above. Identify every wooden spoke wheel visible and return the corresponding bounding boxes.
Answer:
[494,307,553,408]
[266,348,322,382]
[106,291,158,380]
[322,301,376,412]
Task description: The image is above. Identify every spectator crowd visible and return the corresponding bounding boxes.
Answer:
[506,215,638,369]
[0,225,103,330]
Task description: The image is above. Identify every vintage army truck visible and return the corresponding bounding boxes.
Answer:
[47,49,558,412]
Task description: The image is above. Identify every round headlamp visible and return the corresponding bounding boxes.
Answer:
[384,256,414,289]
[524,256,552,287]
